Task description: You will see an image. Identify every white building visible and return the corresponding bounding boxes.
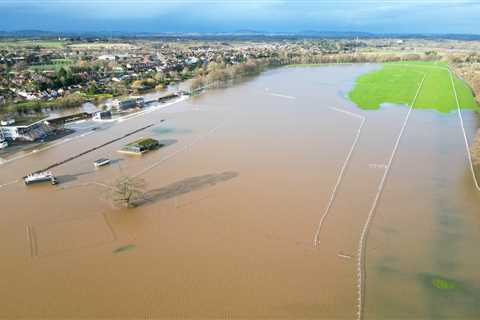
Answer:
[0,119,15,126]
[98,55,116,61]
[185,57,199,65]
[93,110,112,121]
[112,97,144,111]
[0,119,53,142]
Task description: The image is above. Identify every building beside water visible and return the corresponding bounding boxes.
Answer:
[93,110,112,120]
[0,113,89,142]
[0,118,54,142]
[112,97,145,111]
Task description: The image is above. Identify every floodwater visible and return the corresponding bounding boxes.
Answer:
[0,65,479,319]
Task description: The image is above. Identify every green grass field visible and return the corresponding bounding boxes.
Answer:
[348,61,479,113]
[28,59,73,72]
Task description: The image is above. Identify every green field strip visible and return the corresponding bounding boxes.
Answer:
[348,61,479,113]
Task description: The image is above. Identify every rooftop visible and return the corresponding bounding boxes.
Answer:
[126,137,159,147]
[1,116,47,127]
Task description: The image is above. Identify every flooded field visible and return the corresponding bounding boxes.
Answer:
[0,64,479,319]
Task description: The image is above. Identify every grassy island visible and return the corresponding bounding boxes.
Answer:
[348,61,479,113]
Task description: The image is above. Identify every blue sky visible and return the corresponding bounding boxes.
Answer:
[1,0,479,34]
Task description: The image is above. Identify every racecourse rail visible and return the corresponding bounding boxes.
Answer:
[313,106,366,247]
[356,75,426,320]
[448,68,480,191]
[24,122,161,177]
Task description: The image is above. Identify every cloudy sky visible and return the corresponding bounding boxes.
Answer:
[1,0,479,34]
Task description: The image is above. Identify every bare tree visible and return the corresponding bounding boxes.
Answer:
[190,76,205,93]
[111,176,146,208]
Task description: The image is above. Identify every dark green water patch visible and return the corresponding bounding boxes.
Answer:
[375,264,398,275]
[152,127,192,135]
[113,244,136,254]
[379,225,398,235]
[374,255,401,276]
[431,194,464,272]
[437,211,462,228]
[435,260,459,273]
[418,272,480,318]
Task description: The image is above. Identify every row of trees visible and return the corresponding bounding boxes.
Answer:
[189,51,442,92]
[447,53,480,177]
[190,59,273,92]
[449,55,480,105]
[471,130,480,181]
[2,92,88,115]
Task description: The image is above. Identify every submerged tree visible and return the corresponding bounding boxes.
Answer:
[110,176,146,208]
[190,77,205,94]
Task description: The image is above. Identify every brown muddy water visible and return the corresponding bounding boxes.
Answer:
[0,65,479,319]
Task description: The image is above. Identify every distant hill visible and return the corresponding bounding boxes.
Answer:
[1,29,480,40]
[233,29,267,34]
[2,29,59,37]
[298,30,375,38]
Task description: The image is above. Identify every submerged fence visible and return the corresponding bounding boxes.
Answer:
[27,122,160,176]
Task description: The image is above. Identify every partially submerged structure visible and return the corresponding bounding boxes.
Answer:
[112,97,145,111]
[158,93,179,103]
[93,158,111,168]
[0,118,54,142]
[23,171,58,185]
[0,128,7,149]
[0,113,90,142]
[93,110,112,120]
[119,137,161,155]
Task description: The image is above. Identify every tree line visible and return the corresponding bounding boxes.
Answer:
[189,51,442,92]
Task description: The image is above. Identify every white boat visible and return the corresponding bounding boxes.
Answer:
[93,158,111,168]
[24,171,58,185]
